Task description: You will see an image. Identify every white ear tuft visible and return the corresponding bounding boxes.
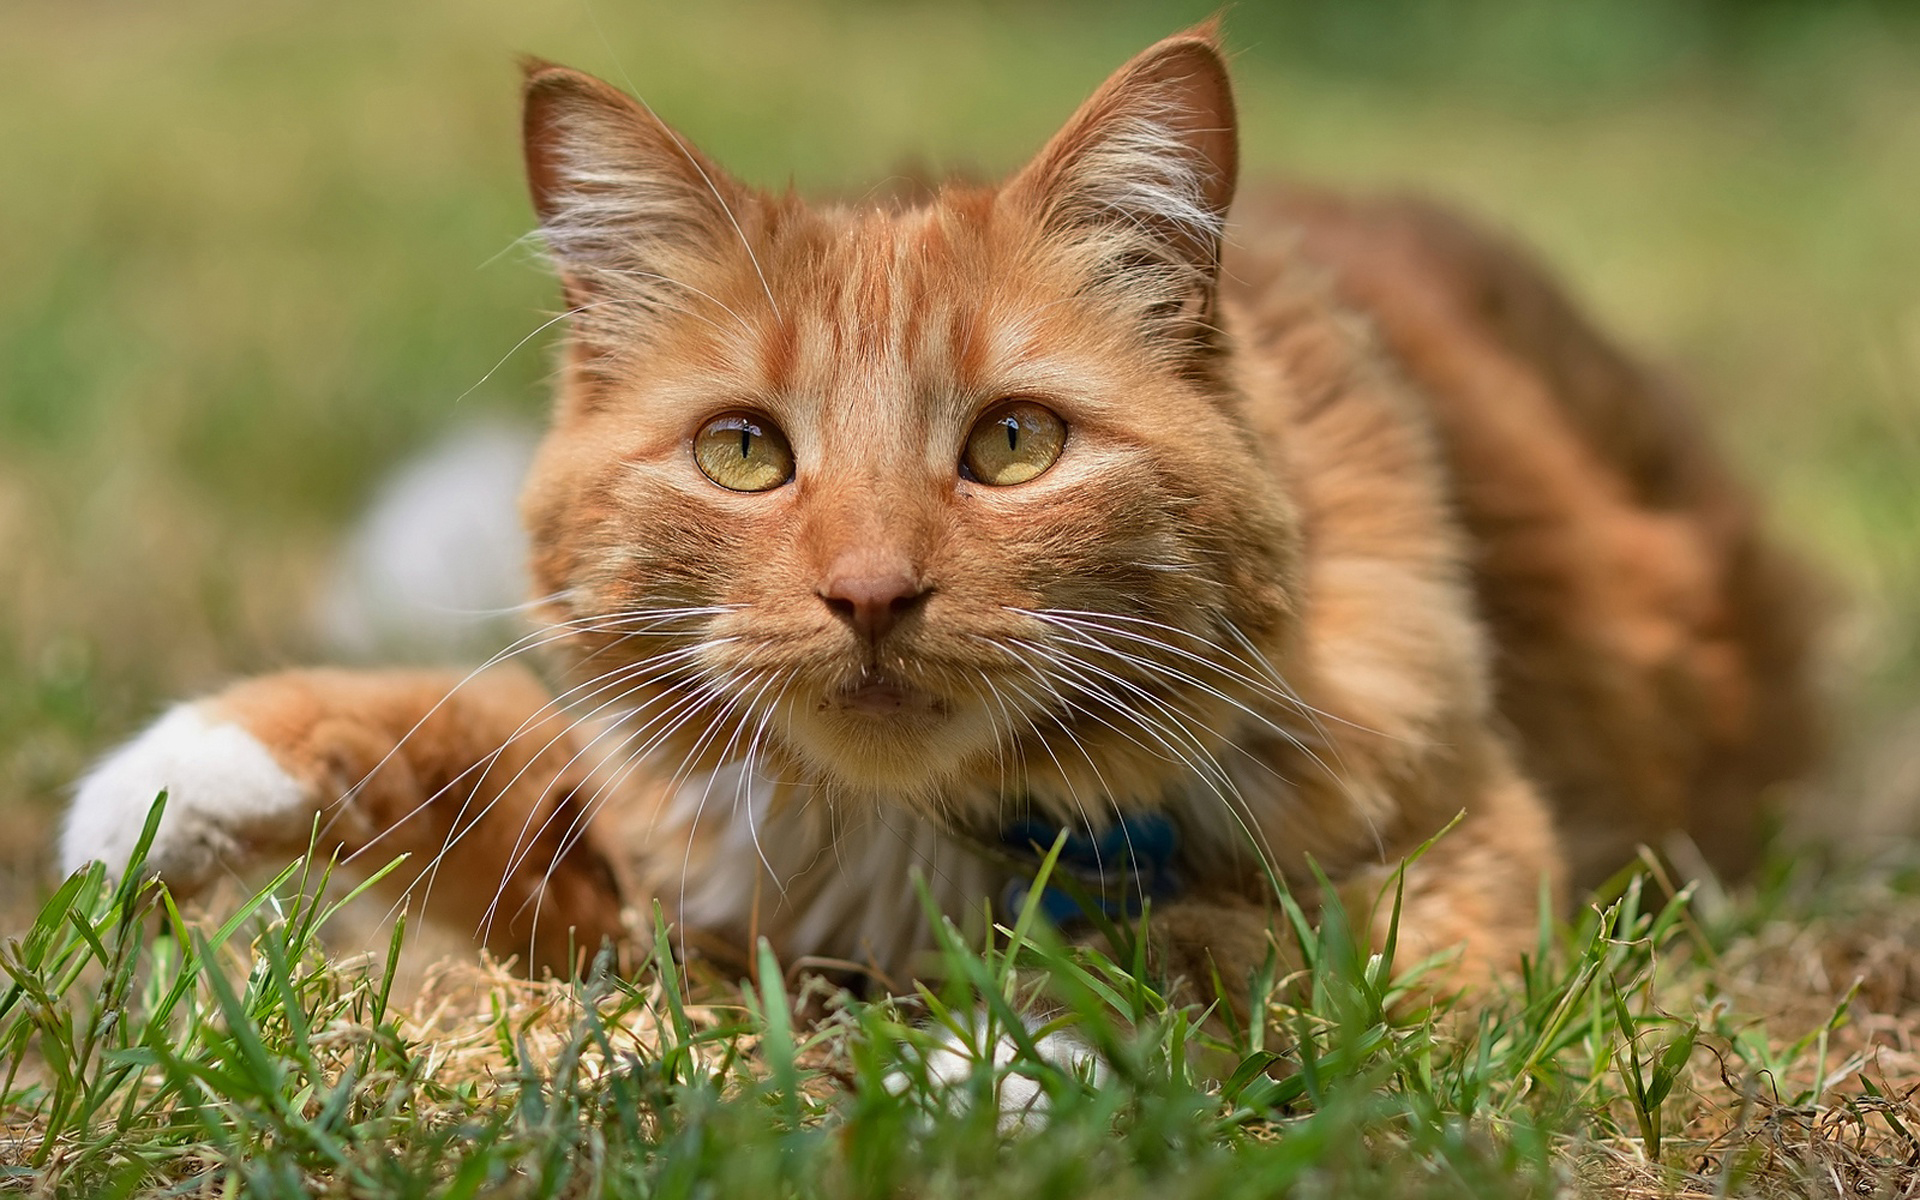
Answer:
[520,63,749,336]
[1006,27,1239,325]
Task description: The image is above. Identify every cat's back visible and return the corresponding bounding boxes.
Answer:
[1225,187,1823,888]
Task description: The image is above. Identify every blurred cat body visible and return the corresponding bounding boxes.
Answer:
[63,26,1819,992]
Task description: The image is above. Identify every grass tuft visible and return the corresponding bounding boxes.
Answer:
[9,795,1920,1196]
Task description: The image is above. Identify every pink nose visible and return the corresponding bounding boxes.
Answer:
[820,567,929,644]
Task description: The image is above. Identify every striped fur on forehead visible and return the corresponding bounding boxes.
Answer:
[755,205,976,390]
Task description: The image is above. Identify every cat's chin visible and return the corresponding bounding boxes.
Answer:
[772,684,995,797]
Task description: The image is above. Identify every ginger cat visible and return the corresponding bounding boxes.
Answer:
[62,25,1819,995]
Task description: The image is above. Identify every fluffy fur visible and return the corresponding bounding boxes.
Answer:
[64,25,1819,996]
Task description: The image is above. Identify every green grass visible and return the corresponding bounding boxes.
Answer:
[0,797,1750,1196]
[12,796,1920,1197]
[4,1,1920,1195]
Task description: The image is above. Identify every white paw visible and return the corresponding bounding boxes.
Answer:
[889,1014,1106,1133]
[63,704,309,889]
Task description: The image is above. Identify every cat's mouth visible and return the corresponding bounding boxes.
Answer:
[785,666,986,793]
[824,669,947,719]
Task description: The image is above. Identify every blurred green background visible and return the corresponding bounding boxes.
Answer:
[2,0,1917,887]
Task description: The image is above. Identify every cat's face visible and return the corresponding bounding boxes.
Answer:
[519,30,1302,818]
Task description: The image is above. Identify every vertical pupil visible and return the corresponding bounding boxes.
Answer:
[739,426,753,458]
[1003,417,1019,452]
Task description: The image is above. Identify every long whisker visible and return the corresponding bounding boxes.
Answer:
[332,611,733,864]
[1035,606,1386,741]
[477,663,747,943]
[599,267,756,339]
[1018,611,1337,776]
[985,672,1119,891]
[1008,637,1229,788]
[992,635,1283,878]
[736,675,795,890]
[326,604,738,846]
[432,638,730,859]
[670,668,788,903]
[659,667,785,956]
[1015,607,1334,737]
[453,297,653,406]
[1022,615,1385,863]
[398,641,723,919]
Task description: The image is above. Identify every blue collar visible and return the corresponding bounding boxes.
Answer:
[996,811,1182,926]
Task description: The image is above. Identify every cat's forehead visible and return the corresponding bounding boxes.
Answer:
[729,198,1084,418]
[771,206,973,371]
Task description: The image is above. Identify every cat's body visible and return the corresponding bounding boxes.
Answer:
[61,27,1819,996]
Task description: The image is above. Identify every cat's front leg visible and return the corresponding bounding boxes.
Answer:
[1336,744,1566,989]
[1151,746,1563,1010]
[63,665,629,973]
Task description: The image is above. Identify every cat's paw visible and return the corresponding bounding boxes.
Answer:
[62,704,309,890]
[890,1014,1105,1133]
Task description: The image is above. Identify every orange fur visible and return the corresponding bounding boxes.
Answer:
[205,667,625,974]
[68,24,1820,996]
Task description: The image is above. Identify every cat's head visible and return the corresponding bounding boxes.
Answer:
[519,26,1302,821]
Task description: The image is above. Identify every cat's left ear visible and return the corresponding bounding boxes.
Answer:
[1005,23,1238,333]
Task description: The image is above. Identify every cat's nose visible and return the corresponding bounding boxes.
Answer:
[820,565,930,645]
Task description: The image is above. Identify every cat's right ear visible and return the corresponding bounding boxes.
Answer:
[521,60,747,309]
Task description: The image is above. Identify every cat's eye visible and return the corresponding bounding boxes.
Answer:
[694,413,794,492]
[963,400,1066,486]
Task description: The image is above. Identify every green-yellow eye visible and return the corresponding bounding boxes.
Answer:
[694,413,794,492]
[963,400,1065,486]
